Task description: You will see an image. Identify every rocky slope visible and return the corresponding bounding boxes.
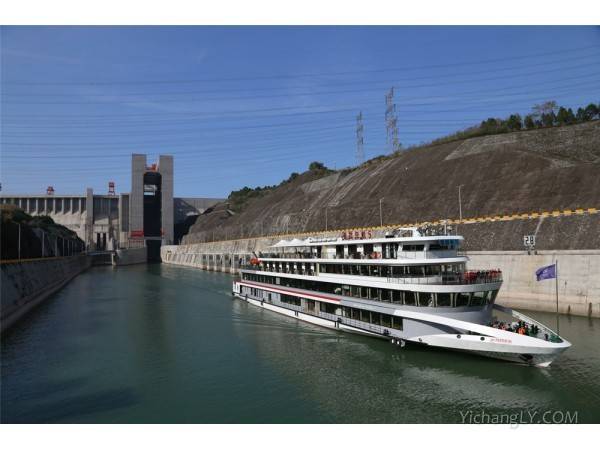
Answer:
[183,121,600,248]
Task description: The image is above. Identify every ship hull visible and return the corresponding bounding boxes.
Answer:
[233,288,570,367]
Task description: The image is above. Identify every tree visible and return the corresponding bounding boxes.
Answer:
[506,114,522,131]
[286,172,300,183]
[308,161,327,171]
[556,107,576,126]
[532,100,557,119]
[556,107,569,125]
[584,103,599,120]
[541,112,556,127]
[524,114,536,129]
[480,118,501,133]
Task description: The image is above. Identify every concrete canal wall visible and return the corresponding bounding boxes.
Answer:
[467,250,600,318]
[1,255,91,333]
[161,241,600,318]
[112,247,147,266]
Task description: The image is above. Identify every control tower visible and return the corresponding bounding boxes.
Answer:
[130,154,174,261]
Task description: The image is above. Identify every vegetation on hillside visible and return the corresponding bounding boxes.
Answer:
[227,161,333,212]
[215,101,599,216]
[431,101,600,145]
[1,204,83,259]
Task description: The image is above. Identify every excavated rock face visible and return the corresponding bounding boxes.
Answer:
[183,121,600,249]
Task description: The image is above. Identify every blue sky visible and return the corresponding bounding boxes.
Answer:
[1,26,599,198]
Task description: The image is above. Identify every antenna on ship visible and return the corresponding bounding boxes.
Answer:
[356,111,364,165]
[385,87,400,153]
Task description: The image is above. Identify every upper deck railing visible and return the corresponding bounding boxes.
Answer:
[240,265,502,286]
[258,249,460,261]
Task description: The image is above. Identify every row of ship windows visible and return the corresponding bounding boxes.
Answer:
[260,262,465,277]
[319,263,464,277]
[241,273,497,307]
[242,287,403,330]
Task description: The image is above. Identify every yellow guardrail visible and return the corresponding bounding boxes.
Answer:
[193,205,599,245]
[0,255,83,265]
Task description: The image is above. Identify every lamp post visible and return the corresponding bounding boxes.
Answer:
[18,223,21,260]
[325,207,328,231]
[457,185,464,234]
[379,197,384,227]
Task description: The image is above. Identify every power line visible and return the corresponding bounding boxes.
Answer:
[3,75,597,131]
[4,61,599,105]
[4,49,599,99]
[4,44,598,86]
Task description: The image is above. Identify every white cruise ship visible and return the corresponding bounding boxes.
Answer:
[232,227,571,367]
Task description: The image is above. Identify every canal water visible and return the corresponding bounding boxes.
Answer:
[2,264,599,423]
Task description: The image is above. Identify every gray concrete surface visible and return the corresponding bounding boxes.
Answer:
[112,247,148,266]
[1,255,92,333]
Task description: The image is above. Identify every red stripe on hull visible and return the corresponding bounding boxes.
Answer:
[237,280,341,303]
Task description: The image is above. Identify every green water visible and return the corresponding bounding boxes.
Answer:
[2,264,599,423]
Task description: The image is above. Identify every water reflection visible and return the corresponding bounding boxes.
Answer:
[2,265,599,423]
[231,293,600,423]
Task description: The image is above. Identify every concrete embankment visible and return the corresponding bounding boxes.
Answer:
[162,240,600,318]
[112,247,147,266]
[467,250,600,318]
[1,255,91,333]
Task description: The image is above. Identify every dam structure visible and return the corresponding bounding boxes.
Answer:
[0,154,223,261]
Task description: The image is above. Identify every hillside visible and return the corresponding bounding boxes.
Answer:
[0,205,84,260]
[182,121,600,247]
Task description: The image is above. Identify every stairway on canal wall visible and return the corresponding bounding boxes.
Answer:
[1,255,92,332]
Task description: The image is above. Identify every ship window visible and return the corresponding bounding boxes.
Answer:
[470,291,488,307]
[381,289,391,302]
[392,266,403,277]
[392,290,403,304]
[419,292,434,307]
[342,285,351,296]
[351,285,360,297]
[381,314,391,328]
[371,312,381,325]
[402,244,425,251]
[380,266,389,277]
[490,290,499,304]
[368,287,378,300]
[360,265,369,276]
[425,265,441,276]
[392,317,403,330]
[404,291,417,305]
[360,286,368,298]
[360,310,370,323]
[456,292,471,307]
[351,308,360,320]
[437,293,452,307]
